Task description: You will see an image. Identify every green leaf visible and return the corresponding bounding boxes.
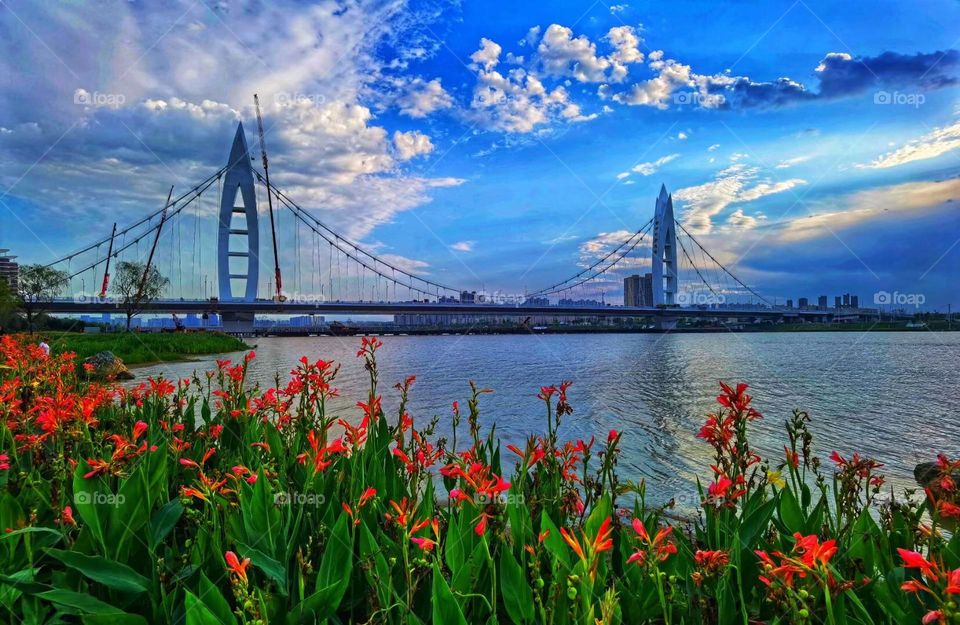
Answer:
[82,615,149,625]
[149,499,184,550]
[236,542,287,595]
[72,463,107,550]
[499,548,534,625]
[199,572,236,625]
[778,487,804,533]
[288,512,353,624]
[45,548,149,594]
[431,564,467,625]
[36,589,125,615]
[185,590,227,625]
[739,497,776,547]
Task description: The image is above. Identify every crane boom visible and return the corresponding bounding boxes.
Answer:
[99,222,117,298]
[254,93,284,302]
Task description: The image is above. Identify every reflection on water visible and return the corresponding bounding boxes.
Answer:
[135,332,960,504]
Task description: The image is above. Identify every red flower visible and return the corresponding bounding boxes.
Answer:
[411,536,435,551]
[792,532,837,568]
[899,549,939,580]
[225,551,250,583]
[60,506,76,527]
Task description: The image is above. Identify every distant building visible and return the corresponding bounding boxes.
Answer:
[834,296,842,309]
[798,297,809,309]
[523,296,549,306]
[640,273,653,307]
[850,295,859,309]
[624,275,639,307]
[786,299,793,308]
[818,295,828,309]
[623,273,654,307]
[459,290,476,304]
[0,249,18,292]
[843,293,850,307]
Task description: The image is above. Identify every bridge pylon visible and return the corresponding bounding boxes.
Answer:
[218,122,260,304]
[651,184,677,307]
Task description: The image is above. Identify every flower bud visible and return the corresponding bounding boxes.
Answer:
[567,587,577,600]
[798,609,809,619]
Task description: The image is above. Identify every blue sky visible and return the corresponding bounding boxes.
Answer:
[0,0,958,309]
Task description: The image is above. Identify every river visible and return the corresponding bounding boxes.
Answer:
[134,332,960,505]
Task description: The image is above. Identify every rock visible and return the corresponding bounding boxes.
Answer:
[82,351,135,381]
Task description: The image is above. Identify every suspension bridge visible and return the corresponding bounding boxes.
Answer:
[42,121,838,331]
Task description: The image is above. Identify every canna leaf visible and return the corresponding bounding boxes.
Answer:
[499,547,534,625]
[431,563,467,625]
[45,548,150,594]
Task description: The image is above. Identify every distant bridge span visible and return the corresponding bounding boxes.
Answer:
[46,299,837,321]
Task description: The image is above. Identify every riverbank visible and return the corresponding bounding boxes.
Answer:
[46,331,250,365]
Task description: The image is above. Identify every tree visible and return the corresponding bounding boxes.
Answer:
[0,279,15,332]
[113,261,169,331]
[17,264,69,334]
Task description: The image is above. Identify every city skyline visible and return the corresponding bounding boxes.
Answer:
[1,1,958,309]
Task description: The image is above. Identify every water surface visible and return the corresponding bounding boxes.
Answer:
[135,332,960,504]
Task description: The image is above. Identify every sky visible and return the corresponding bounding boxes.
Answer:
[0,0,958,310]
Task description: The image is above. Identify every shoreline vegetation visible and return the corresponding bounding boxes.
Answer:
[0,334,957,624]
[44,331,251,365]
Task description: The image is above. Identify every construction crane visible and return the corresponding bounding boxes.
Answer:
[254,93,285,302]
[99,222,117,298]
[136,186,173,303]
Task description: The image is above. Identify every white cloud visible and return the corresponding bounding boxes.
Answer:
[674,163,806,234]
[397,78,454,118]
[858,119,960,169]
[776,155,811,169]
[726,208,766,230]
[609,4,629,13]
[677,131,688,140]
[0,0,464,247]
[468,66,590,133]
[393,130,435,160]
[707,144,720,151]
[450,240,475,252]
[535,24,643,84]
[579,230,651,270]
[470,38,503,71]
[629,153,680,176]
[779,178,960,241]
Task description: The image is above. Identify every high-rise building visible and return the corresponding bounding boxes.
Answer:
[786,299,793,308]
[798,297,809,308]
[640,273,654,307]
[624,274,640,307]
[843,293,851,307]
[818,295,828,309]
[459,291,476,304]
[0,249,18,292]
[850,295,859,309]
[834,296,842,309]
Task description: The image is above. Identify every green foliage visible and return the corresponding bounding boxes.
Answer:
[0,334,957,625]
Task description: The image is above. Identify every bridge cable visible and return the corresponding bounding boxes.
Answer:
[673,219,770,306]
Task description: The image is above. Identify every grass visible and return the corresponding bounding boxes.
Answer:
[45,331,251,365]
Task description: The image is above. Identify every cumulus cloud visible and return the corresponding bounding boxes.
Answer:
[450,240,475,252]
[674,161,806,234]
[858,119,960,169]
[726,208,766,230]
[0,0,462,247]
[536,24,644,84]
[393,130,435,160]
[396,78,454,118]
[607,48,960,110]
[470,38,503,71]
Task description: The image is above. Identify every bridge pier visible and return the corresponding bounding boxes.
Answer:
[654,315,679,331]
[221,311,256,334]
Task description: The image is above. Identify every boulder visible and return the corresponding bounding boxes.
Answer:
[82,351,135,381]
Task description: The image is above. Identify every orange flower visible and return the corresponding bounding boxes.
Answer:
[225,551,250,583]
